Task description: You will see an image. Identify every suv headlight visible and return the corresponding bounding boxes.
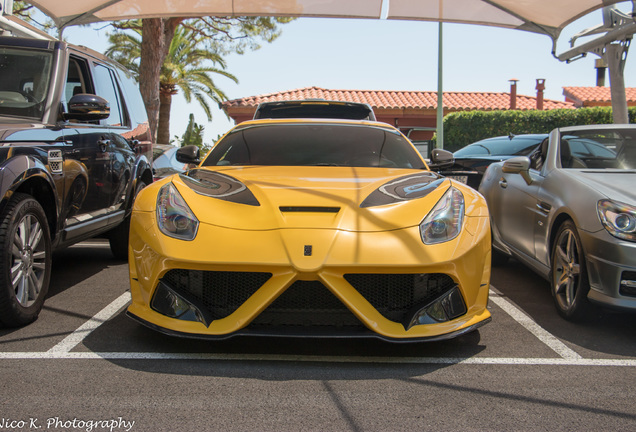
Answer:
[157,183,199,240]
[597,199,636,242]
[420,186,465,244]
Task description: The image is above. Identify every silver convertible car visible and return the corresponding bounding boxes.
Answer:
[479,124,636,320]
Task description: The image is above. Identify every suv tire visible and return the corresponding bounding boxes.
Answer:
[0,193,52,327]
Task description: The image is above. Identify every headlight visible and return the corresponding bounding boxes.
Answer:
[420,186,465,244]
[597,199,636,241]
[157,183,199,240]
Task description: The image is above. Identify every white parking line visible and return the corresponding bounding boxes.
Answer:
[47,292,131,354]
[1,351,635,366]
[489,288,583,360]
[2,285,632,366]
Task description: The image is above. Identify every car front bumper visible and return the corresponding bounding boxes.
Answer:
[581,229,636,310]
[127,210,492,341]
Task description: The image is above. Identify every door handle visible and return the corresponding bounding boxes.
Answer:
[97,139,110,153]
[536,202,552,215]
[498,178,508,189]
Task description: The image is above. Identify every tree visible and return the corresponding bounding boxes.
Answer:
[13,6,293,143]
[12,1,54,31]
[111,17,293,143]
[180,113,206,149]
[107,24,238,144]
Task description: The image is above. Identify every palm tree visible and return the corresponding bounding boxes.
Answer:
[106,24,238,144]
[158,26,237,144]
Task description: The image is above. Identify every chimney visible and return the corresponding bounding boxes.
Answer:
[595,59,607,86]
[536,79,545,110]
[509,79,519,110]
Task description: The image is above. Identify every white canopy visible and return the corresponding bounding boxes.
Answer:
[27,0,625,41]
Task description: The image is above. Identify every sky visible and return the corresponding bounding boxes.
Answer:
[57,2,636,145]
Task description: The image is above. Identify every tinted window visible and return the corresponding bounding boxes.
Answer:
[561,130,636,169]
[0,47,53,119]
[255,103,375,121]
[202,123,425,169]
[455,136,545,157]
[153,146,186,170]
[93,63,125,127]
[64,57,94,103]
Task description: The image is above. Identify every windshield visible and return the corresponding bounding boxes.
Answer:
[254,103,375,121]
[202,123,426,169]
[0,47,53,119]
[153,145,187,171]
[454,136,546,157]
[560,129,636,169]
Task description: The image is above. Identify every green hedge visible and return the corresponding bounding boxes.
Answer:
[435,107,636,152]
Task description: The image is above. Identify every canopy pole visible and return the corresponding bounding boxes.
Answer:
[556,5,634,125]
[607,41,630,124]
[1,0,14,15]
[436,22,444,149]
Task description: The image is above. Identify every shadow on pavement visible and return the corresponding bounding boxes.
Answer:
[490,258,636,358]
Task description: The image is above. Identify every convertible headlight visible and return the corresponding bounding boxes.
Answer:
[597,199,636,241]
[420,186,465,244]
[157,183,199,240]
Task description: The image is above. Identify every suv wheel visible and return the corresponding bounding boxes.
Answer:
[109,180,146,260]
[0,193,51,327]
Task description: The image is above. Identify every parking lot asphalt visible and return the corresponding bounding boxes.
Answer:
[1,241,635,431]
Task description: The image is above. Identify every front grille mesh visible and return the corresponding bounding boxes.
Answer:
[345,273,457,324]
[161,270,457,329]
[162,270,272,321]
[250,280,363,328]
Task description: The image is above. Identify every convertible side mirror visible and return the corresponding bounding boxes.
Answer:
[176,145,201,165]
[429,148,454,168]
[502,156,533,185]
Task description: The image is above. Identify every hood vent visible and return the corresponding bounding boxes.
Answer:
[279,206,340,213]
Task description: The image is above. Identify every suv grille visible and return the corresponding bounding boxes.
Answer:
[161,270,272,321]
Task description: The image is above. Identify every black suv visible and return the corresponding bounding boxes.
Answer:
[0,36,153,327]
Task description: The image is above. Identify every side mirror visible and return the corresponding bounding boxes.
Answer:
[63,94,110,121]
[502,156,532,185]
[429,148,455,168]
[176,145,201,165]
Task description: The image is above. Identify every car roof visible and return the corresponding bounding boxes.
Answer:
[234,117,395,131]
[471,133,548,143]
[557,124,636,133]
[253,99,377,121]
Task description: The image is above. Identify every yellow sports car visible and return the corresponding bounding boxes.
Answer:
[127,119,492,341]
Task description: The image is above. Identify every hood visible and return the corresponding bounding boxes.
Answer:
[171,166,451,231]
[0,121,61,142]
[570,170,636,204]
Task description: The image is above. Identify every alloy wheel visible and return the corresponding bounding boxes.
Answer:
[11,213,47,307]
[553,227,581,311]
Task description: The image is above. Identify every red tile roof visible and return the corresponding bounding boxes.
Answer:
[221,86,574,112]
[563,86,636,107]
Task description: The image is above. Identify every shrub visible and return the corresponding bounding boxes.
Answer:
[435,107,636,152]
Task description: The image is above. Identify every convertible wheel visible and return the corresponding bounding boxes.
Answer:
[109,180,146,260]
[0,193,51,327]
[550,220,592,321]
